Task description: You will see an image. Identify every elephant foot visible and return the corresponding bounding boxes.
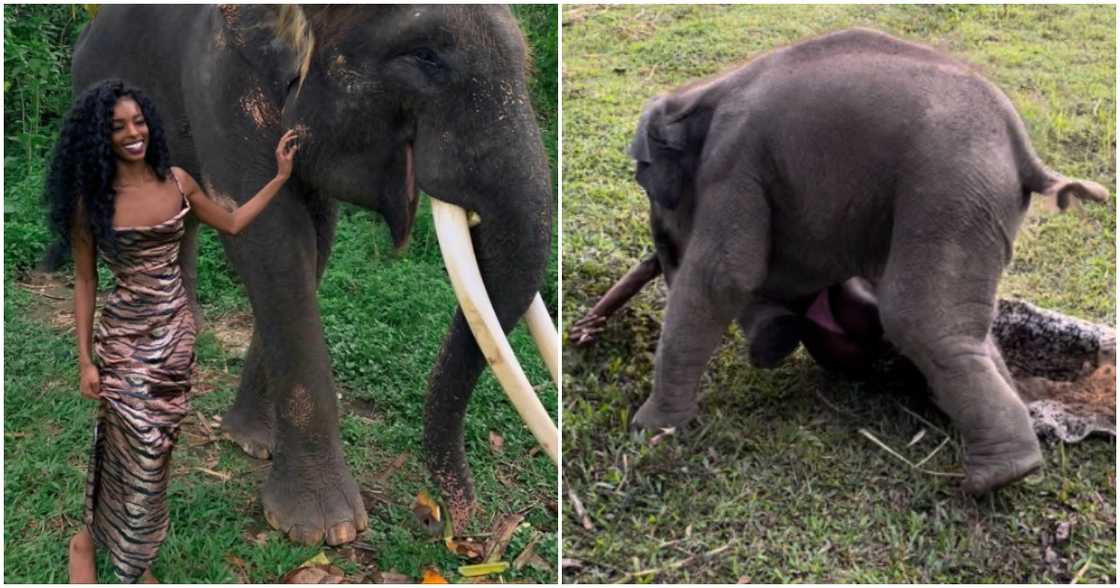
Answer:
[962,436,1043,495]
[261,456,369,545]
[631,397,698,431]
[221,404,273,460]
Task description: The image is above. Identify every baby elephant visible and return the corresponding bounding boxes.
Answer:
[630,28,1108,495]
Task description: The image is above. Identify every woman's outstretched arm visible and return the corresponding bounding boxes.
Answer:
[180,129,299,236]
[71,211,100,400]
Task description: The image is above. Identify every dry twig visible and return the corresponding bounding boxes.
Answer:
[897,404,960,448]
[566,484,593,531]
[858,428,964,478]
[1070,558,1093,584]
[195,467,232,481]
[612,543,732,583]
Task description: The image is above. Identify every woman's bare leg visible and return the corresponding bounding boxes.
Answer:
[68,527,96,584]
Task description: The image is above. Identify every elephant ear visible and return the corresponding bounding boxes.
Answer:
[637,93,709,210]
[217,5,316,103]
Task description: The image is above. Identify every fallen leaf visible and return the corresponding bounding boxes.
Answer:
[649,427,676,445]
[512,533,541,570]
[244,530,270,546]
[458,562,510,577]
[371,452,410,484]
[300,552,332,568]
[225,554,250,583]
[1055,521,1071,544]
[374,571,411,583]
[483,512,525,563]
[413,490,443,536]
[526,554,551,572]
[489,431,504,453]
[281,564,344,584]
[907,429,927,447]
[421,568,449,584]
[445,536,486,561]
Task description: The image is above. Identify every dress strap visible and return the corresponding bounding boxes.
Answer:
[171,171,185,198]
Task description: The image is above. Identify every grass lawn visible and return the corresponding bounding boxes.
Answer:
[562,5,1115,583]
[4,5,558,583]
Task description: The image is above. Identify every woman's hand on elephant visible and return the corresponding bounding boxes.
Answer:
[275,129,299,180]
[79,363,101,400]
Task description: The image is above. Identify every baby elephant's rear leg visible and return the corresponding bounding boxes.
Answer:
[739,299,802,369]
[881,293,1041,494]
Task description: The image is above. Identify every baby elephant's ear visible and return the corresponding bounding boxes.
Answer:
[647,110,688,153]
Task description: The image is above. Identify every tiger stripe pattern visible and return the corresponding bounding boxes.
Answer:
[84,175,195,583]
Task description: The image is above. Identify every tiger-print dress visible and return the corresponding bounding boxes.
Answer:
[84,176,195,583]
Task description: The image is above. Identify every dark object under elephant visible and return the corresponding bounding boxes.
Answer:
[70,5,553,545]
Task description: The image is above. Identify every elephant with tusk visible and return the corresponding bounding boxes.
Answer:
[70,5,556,545]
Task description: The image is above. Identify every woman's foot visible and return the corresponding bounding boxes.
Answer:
[68,528,96,584]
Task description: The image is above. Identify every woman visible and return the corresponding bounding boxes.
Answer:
[45,79,297,583]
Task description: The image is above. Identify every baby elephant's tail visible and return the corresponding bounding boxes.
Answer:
[1028,169,1110,211]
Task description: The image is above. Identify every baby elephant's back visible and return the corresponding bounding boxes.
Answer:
[736,29,1028,276]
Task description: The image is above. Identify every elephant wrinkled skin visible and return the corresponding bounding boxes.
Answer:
[72,5,552,544]
[629,28,1108,495]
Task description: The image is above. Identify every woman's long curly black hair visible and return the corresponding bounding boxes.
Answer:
[44,79,172,257]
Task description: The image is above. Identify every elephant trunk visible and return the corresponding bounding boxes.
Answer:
[423,123,553,530]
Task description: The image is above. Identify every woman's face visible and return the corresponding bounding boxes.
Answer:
[110,97,148,163]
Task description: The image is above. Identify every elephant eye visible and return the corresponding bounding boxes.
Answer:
[410,47,442,69]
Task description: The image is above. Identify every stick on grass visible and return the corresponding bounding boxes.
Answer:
[858,428,964,478]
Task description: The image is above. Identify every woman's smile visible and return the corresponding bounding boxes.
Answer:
[111,97,148,161]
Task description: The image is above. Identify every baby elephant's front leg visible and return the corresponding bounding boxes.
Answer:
[633,190,770,431]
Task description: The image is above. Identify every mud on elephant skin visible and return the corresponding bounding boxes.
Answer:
[627,28,1108,495]
[72,5,553,545]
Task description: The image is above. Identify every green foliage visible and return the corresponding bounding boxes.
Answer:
[563,5,1115,584]
[4,5,87,162]
[4,5,90,273]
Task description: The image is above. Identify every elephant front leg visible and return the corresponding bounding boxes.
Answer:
[634,185,771,431]
[225,211,367,545]
[254,308,369,545]
[221,329,274,459]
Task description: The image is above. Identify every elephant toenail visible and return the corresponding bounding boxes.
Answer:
[354,508,369,532]
[326,522,357,545]
[289,525,325,546]
[264,509,282,531]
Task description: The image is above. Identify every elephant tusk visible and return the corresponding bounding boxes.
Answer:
[429,198,559,463]
[524,293,559,386]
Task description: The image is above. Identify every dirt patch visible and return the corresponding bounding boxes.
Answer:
[1017,364,1116,418]
[285,384,314,430]
[16,271,103,332]
[239,85,280,129]
[210,311,253,356]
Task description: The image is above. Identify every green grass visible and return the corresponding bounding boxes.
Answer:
[562,5,1115,583]
[5,5,557,583]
